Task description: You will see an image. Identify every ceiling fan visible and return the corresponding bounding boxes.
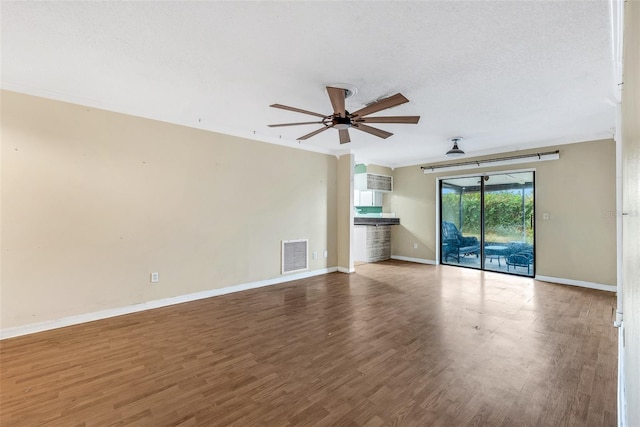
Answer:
[268,86,420,144]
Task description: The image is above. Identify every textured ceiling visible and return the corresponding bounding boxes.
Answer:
[1,1,616,168]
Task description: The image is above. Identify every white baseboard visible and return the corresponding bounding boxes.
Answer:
[0,267,338,340]
[337,267,355,273]
[3,267,615,340]
[387,258,616,293]
[617,323,627,427]
[534,275,617,293]
[390,255,437,265]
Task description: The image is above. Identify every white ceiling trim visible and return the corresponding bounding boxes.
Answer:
[1,81,338,157]
[1,1,616,167]
[362,132,614,169]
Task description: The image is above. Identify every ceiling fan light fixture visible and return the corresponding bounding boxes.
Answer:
[446,137,465,157]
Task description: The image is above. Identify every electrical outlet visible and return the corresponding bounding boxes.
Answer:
[413,243,418,249]
[324,250,328,258]
[313,251,317,259]
[151,272,159,283]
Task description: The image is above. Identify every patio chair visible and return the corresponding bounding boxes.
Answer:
[441,221,480,263]
[506,251,534,274]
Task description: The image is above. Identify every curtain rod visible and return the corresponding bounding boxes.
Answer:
[420,150,560,173]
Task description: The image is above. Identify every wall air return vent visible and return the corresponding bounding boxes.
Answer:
[281,239,308,274]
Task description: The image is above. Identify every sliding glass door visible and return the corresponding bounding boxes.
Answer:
[440,171,535,277]
[441,176,482,269]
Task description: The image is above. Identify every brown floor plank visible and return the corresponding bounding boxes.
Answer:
[0,261,617,426]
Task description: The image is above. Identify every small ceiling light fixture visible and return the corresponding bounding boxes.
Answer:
[446,137,465,157]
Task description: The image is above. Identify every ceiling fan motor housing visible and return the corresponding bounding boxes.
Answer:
[333,113,352,130]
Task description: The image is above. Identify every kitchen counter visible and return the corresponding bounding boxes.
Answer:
[353,217,400,226]
[354,218,399,262]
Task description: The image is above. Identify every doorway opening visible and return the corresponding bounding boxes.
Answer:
[440,171,535,277]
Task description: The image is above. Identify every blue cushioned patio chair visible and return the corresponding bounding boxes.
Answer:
[441,221,480,263]
[506,251,534,274]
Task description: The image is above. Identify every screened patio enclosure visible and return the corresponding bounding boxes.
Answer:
[440,171,535,277]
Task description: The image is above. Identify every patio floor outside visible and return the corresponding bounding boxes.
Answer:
[444,251,534,277]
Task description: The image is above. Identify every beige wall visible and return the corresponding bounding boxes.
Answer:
[390,139,617,285]
[389,165,438,258]
[621,1,640,424]
[363,164,392,176]
[0,90,338,329]
[337,154,354,272]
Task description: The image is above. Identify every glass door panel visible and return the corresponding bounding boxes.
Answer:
[440,177,482,269]
[482,172,534,276]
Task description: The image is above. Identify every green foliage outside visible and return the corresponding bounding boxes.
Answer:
[442,191,534,244]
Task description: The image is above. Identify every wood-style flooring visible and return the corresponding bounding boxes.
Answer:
[0,261,617,426]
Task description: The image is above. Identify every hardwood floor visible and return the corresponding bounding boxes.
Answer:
[0,261,617,426]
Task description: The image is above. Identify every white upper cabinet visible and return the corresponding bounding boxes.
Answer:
[355,190,383,206]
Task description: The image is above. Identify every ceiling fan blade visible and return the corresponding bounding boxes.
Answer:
[268,121,324,127]
[297,126,331,140]
[358,116,420,124]
[339,129,351,144]
[270,104,326,118]
[327,86,346,118]
[353,124,393,139]
[351,93,410,118]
